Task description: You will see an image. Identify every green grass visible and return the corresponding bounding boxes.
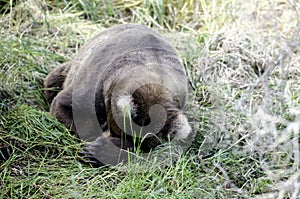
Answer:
[1,0,299,198]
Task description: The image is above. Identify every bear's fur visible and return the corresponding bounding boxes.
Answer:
[44,24,192,165]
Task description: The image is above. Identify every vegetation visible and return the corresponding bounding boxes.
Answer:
[0,0,299,198]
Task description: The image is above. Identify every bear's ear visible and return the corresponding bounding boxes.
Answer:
[173,113,192,141]
[116,95,134,113]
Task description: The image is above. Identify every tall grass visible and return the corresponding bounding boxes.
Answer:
[0,0,299,198]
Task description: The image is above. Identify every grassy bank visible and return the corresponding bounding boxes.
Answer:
[0,0,299,198]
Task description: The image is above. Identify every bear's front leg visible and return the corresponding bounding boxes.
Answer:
[83,132,134,166]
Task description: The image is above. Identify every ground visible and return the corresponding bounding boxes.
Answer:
[0,0,299,198]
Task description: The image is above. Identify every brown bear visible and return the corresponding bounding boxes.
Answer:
[44,24,192,166]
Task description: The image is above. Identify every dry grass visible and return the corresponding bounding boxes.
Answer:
[192,1,300,197]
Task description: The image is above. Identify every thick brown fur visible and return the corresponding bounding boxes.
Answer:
[44,24,192,165]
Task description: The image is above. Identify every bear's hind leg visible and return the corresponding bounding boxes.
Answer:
[50,88,74,131]
[44,62,71,104]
